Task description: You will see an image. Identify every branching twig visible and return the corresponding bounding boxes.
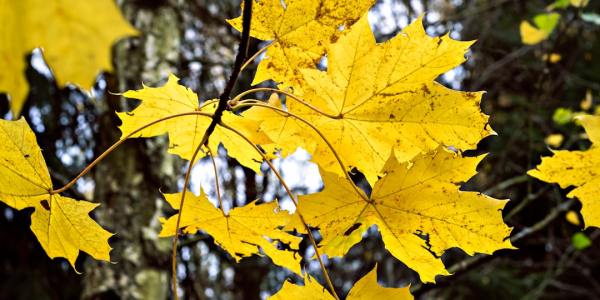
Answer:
[219,121,340,300]
[483,174,528,195]
[170,1,253,297]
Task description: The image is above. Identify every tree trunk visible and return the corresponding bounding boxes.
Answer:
[82,1,183,299]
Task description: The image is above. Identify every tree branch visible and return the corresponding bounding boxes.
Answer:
[201,0,253,145]
[170,2,253,298]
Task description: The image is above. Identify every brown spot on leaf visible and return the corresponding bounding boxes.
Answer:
[344,223,362,236]
[465,92,478,100]
[40,200,50,211]
[421,84,431,94]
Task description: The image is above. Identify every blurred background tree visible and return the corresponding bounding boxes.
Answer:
[1,0,599,299]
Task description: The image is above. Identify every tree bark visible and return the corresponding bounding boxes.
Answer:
[82,1,183,299]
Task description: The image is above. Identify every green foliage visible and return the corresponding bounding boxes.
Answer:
[571,232,592,250]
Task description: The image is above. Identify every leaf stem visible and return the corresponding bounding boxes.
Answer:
[49,111,213,195]
[171,142,206,300]
[219,121,340,300]
[231,87,340,119]
[233,101,369,202]
[199,99,219,110]
[240,44,271,72]
[206,145,226,216]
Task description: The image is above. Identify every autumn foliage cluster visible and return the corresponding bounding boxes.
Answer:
[0,0,598,299]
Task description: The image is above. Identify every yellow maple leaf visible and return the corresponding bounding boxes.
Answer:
[0,118,112,268]
[159,190,303,275]
[247,16,492,184]
[0,0,137,116]
[292,149,513,283]
[269,276,331,300]
[529,115,600,228]
[228,0,374,88]
[118,74,271,173]
[0,118,52,210]
[30,194,113,269]
[242,94,318,157]
[269,266,412,299]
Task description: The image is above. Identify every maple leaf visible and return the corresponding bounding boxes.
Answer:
[0,0,137,116]
[242,94,318,157]
[0,118,53,210]
[228,0,374,88]
[529,115,600,228]
[118,74,271,173]
[159,190,303,275]
[269,266,412,299]
[30,195,113,269]
[0,118,112,268]
[292,148,513,282]
[246,16,493,184]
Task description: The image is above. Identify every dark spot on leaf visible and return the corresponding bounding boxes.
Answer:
[24,154,30,158]
[465,92,477,99]
[40,200,50,211]
[344,223,362,236]
[421,84,431,94]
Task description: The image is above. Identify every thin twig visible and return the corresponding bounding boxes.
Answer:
[483,174,529,195]
[504,186,549,221]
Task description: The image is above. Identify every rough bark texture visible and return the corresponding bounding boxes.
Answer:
[82,1,182,299]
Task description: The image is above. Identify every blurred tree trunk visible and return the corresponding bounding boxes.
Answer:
[82,1,183,299]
